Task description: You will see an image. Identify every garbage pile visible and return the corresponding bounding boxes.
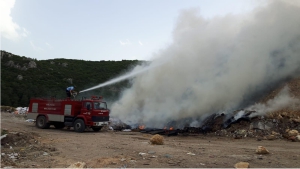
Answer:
[1,129,58,168]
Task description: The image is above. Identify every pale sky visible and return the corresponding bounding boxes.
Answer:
[0,0,261,61]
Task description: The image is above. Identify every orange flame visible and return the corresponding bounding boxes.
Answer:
[169,127,174,130]
[139,125,145,130]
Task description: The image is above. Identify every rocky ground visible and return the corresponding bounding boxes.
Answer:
[1,113,300,168]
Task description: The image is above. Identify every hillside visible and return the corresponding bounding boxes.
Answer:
[1,50,143,107]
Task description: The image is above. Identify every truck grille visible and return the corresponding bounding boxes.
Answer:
[91,116,109,122]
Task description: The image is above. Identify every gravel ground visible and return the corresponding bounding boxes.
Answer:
[1,113,300,168]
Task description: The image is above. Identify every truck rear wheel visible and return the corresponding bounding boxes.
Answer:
[54,122,65,129]
[92,127,102,132]
[74,119,85,132]
[36,116,50,129]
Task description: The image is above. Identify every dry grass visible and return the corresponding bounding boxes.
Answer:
[150,134,164,145]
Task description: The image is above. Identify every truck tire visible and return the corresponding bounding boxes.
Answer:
[73,119,85,132]
[36,116,50,129]
[92,127,102,132]
[54,122,65,129]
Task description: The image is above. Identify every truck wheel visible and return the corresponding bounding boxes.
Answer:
[54,122,65,129]
[36,116,50,129]
[92,127,102,132]
[74,119,85,132]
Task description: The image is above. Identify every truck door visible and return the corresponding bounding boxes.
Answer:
[81,102,92,117]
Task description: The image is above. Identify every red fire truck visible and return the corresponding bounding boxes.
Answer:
[26,96,110,132]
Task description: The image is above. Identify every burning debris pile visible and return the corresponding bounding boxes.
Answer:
[110,0,300,130]
[109,79,300,141]
[106,1,300,142]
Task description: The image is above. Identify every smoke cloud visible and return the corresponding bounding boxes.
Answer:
[111,1,300,128]
[247,86,300,118]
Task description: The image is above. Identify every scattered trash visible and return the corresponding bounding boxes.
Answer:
[0,134,7,140]
[187,152,196,155]
[120,158,126,162]
[122,129,131,132]
[26,119,35,123]
[130,160,137,163]
[257,155,263,160]
[200,163,205,166]
[43,152,49,156]
[138,152,147,156]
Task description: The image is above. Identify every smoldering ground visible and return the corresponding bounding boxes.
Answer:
[110,1,300,128]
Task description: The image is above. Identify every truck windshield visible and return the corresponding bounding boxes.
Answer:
[94,102,107,110]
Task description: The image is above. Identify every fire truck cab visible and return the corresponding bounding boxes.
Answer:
[26,96,110,132]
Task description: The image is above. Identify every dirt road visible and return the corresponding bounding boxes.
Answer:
[1,113,300,168]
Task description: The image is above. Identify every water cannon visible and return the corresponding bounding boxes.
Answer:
[72,91,78,98]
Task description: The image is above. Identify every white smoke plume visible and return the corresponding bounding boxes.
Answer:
[111,1,300,128]
[247,86,300,118]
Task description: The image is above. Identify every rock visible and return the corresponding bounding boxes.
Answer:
[62,62,68,67]
[164,154,172,158]
[68,162,87,168]
[266,135,276,140]
[288,130,299,137]
[43,152,49,156]
[234,162,250,169]
[17,75,23,80]
[256,146,269,154]
[148,151,156,154]
[150,134,164,145]
[296,135,300,141]
[28,61,37,68]
[6,60,14,66]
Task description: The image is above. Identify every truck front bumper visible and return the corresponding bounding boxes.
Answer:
[93,121,109,126]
